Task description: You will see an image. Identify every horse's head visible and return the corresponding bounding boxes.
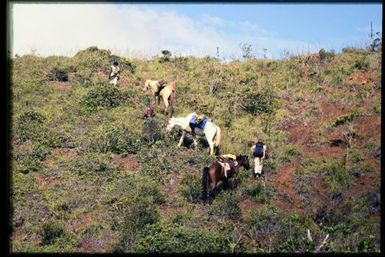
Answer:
[166,118,175,131]
[142,81,149,92]
[237,155,251,170]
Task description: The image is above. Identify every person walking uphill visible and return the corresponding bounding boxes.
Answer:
[251,139,266,178]
[109,61,120,86]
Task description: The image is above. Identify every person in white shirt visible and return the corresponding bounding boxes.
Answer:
[109,61,120,85]
[250,139,266,178]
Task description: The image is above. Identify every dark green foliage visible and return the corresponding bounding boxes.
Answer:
[73,46,111,72]
[178,173,202,203]
[137,147,173,181]
[47,67,68,82]
[132,222,227,253]
[13,141,51,174]
[142,119,162,143]
[80,85,129,111]
[353,56,370,71]
[244,181,268,203]
[274,213,319,252]
[319,48,335,63]
[243,88,280,115]
[115,197,160,252]
[279,145,302,163]
[70,152,120,175]
[208,191,241,220]
[332,111,359,127]
[159,50,172,63]
[321,159,352,195]
[15,111,47,143]
[89,124,141,154]
[41,221,64,245]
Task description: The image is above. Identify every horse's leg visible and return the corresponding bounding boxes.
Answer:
[177,131,185,147]
[162,94,170,115]
[192,136,198,149]
[208,181,216,204]
[205,128,215,155]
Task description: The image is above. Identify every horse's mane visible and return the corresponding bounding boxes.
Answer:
[169,113,197,128]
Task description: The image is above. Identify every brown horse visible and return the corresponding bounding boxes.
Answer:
[202,155,250,203]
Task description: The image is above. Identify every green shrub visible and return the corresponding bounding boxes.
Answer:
[41,221,64,245]
[332,111,359,127]
[321,159,352,194]
[142,119,162,143]
[70,152,120,175]
[47,67,68,82]
[15,111,50,144]
[73,46,111,72]
[279,145,302,163]
[244,181,268,203]
[80,85,129,111]
[88,124,141,154]
[132,222,227,253]
[17,156,43,174]
[319,48,335,63]
[208,191,241,221]
[178,173,202,203]
[242,88,280,115]
[274,213,320,252]
[137,147,173,182]
[115,197,160,252]
[353,56,370,71]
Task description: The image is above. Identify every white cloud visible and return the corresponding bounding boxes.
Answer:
[11,3,321,59]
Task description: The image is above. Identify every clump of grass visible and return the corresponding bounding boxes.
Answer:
[80,85,129,111]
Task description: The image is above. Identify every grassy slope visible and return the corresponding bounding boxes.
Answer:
[10,47,381,253]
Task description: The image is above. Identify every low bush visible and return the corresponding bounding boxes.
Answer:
[242,88,280,116]
[142,119,162,143]
[41,221,64,245]
[178,173,202,203]
[47,67,68,82]
[208,191,241,221]
[70,152,120,176]
[131,222,228,253]
[14,111,52,145]
[80,85,129,111]
[88,124,141,154]
[353,56,370,71]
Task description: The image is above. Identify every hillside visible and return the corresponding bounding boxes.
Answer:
[10,46,381,253]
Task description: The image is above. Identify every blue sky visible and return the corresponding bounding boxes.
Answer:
[11,3,382,59]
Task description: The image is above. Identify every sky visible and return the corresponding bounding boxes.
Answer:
[10,3,382,60]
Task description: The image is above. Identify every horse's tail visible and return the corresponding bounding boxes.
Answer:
[214,126,221,147]
[202,167,210,201]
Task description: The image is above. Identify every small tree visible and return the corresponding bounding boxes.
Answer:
[159,50,172,63]
[239,43,253,61]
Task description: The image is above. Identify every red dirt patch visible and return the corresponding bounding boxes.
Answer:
[346,70,375,86]
[268,161,303,212]
[239,198,261,217]
[69,211,100,233]
[111,154,139,171]
[51,147,78,159]
[49,81,72,89]
[353,115,381,141]
[79,238,107,253]
[33,173,63,188]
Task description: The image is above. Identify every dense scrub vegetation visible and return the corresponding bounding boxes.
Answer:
[10,46,381,253]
